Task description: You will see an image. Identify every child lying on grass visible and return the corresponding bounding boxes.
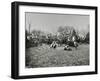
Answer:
[64,45,72,51]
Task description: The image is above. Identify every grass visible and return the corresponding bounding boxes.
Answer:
[25,44,89,68]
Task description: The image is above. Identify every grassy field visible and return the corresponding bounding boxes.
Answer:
[25,44,89,68]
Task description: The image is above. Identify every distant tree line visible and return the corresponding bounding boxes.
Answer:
[26,25,89,48]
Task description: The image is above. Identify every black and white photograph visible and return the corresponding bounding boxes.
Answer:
[25,13,90,68]
[11,1,97,79]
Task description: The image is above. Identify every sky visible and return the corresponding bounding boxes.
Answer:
[25,12,89,34]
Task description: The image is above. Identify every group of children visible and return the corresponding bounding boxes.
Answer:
[50,41,78,51]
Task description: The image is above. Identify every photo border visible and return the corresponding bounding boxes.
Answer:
[11,1,98,79]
